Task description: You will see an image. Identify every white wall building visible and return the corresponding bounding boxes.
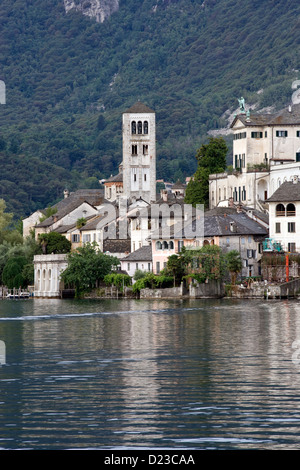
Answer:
[267,177,300,253]
[209,103,300,210]
[34,254,68,298]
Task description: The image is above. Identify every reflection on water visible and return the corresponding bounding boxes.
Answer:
[0,298,300,449]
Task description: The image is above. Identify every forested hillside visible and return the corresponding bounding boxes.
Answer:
[0,0,299,219]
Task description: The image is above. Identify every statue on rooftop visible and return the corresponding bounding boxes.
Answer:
[238,97,245,113]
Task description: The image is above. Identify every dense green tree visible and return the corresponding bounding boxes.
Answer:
[60,243,119,297]
[185,137,228,208]
[225,250,243,284]
[166,251,189,286]
[38,232,71,254]
[2,256,28,289]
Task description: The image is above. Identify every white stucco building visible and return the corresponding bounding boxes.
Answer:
[267,177,300,253]
[209,103,300,211]
[34,254,68,298]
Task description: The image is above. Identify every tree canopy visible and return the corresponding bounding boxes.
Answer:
[60,243,119,297]
[38,232,72,254]
[185,137,228,208]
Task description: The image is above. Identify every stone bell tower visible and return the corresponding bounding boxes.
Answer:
[122,102,156,204]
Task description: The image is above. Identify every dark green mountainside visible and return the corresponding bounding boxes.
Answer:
[0,0,299,219]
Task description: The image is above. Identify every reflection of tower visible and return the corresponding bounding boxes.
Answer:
[122,102,156,204]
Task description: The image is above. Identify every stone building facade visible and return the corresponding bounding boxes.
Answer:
[209,103,300,210]
[122,102,156,204]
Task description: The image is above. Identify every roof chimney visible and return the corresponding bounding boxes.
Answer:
[64,189,69,198]
[293,175,298,184]
[230,221,237,232]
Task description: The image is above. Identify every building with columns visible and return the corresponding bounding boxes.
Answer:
[34,254,68,298]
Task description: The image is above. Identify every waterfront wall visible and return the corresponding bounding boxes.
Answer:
[229,278,300,299]
[140,280,224,299]
[189,280,224,298]
[140,284,184,299]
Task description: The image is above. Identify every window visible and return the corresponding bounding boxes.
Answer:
[169,241,174,250]
[296,153,300,162]
[242,186,246,201]
[143,144,148,155]
[288,242,296,253]
[72,234,80,243]
[131,121,136,134]
[133,173,137,182]
[148,263,151,271]
[276,130,288,137]
[82,234,91,243]
[288,222,296,233]
[136,263,139,270]
[144,174,147,181]
[143,121,148,134]
[234,132,246,140]
[127,263,130,271]
[156,241,162,250]
[156,261,160,273]
[297,131,300,137]
[138,121,143,134]
[247,249,253,258]
[276,203,285,217]
[178,240,184,252]
[286,203,296,216]
[275,222,281,233]
[251,132,263,138]
[132,144,137,155]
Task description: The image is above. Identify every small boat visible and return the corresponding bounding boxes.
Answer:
[6,292,30,300]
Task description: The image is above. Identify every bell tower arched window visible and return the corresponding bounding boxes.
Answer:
[138,121,143,134]
[143,121,148,134]
[131,121,136,134]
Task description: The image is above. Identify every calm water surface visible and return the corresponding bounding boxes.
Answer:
[0,297,300,450]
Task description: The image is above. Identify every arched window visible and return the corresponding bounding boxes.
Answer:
[138,121,143,134]
[287,203,296,216]
[143,121,148,134]
[156,241,162,250]
[276,203,285,217]
[162,241,168,250]
[131,121,136,134]
[169,241,174,250]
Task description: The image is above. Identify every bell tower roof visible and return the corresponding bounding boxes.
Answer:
[124,101,154,114]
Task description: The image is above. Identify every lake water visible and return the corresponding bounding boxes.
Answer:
[1,297,300,450]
